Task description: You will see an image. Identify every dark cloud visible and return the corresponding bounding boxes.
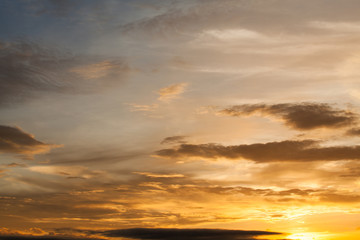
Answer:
[99,228,281,240]
[0,40,130,106]
[219,103,356,130]
[0,125,58,156]
[155,140,360,162]
[0,235,99,240]
[161,136,188,145]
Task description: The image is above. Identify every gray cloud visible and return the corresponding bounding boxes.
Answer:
[120,0,360,39]
[0,125,58,156]
[219,103,356,130]
[161,136,188,145]
[0,40,130,106]
[155,140,360,162]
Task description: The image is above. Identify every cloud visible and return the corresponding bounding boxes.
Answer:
[0,125,59,156]
[0,235,98,240]
[70,60,131,81]
[0,40,130,106]
[4,163,27,168]
[99,228,281,240]
[134,172,185,178]
[155,140,360,162]
[318,193,360,203]
[28,166,104,179]
[158,83,188,101]
[161,136,188,145]
[219,103,356,130]
[346,128,360,136]
[0,227,99,240]
[127,103,159,112]
[120,0,360,40]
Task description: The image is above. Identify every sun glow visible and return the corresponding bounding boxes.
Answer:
[287,233,317,240]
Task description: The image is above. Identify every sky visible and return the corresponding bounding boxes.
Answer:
[1,0,360,240]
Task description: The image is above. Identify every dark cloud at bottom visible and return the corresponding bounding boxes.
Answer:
[99,228,282,240]
[0,228,284,240]
[0,236,99,240]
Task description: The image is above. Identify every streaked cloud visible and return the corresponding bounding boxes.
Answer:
[127,103,159,112]
[70,60,130,81]
[134,172,185,178]
[28,166,104,179]
[155,140,360,162]
[0,40,130,106]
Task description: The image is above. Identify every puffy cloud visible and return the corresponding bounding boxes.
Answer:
[219,103,356,130]
[158,83,188,101]
[155,140,360,162]
[0,125,59,156]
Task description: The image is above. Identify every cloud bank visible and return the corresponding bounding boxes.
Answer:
[100,228,281,240]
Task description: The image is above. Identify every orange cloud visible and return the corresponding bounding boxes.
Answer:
[158,83,188,101]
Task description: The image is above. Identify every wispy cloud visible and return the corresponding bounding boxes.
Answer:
[0,40,130,106]
[158,83,188,101]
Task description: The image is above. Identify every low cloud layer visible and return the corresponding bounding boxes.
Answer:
[155,140,360,162]
[0,236,96,240]
[219,103,356,130]
[100,228,281,240]
[0,125,58,156]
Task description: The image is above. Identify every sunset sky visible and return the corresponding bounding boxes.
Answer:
[1,1,360,240]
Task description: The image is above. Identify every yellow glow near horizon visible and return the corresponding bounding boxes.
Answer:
[287,233,317,240]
